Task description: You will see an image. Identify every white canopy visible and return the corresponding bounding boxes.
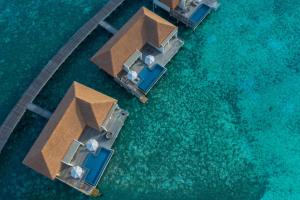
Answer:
[86,139,99,152]
[71,166,84,179]
[145,55,155,66]
[127,70,138,81]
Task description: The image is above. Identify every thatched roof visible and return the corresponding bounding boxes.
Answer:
[91,7,177,77]
[160,0,180,9]
[23,82,116,179]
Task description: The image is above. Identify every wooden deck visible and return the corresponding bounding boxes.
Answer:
[0,0,125,153]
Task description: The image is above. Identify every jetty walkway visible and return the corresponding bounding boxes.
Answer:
[0,0,125,153]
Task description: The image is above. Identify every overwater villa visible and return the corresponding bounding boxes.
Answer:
[153,0,219,29]
[91,7,184,103]
[23,82,128,196]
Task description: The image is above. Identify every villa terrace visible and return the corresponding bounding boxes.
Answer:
[23,82,128,196]
[91,7,184,103]
[153,0,219,29]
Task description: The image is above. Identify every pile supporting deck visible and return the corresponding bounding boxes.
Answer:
[0,0,125,153]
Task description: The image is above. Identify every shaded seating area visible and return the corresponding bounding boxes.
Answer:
[62,140,84,166]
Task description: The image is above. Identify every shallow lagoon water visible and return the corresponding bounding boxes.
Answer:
[0,0,300,199]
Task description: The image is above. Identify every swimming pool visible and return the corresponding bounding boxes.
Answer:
[138,64,166,94]
[189,4,211,27]
[83,147,113,186]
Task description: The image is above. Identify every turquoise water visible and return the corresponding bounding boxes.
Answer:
[0,0,300,199]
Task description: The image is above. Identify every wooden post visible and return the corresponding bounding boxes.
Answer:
[91,188,102,197]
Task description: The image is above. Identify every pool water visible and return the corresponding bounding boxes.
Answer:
[189,4,211,26]
[0,0,300,200]
[84,148,113,186]
[138,64,166,93]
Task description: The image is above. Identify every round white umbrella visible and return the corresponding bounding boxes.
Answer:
[145,55,155,66]
[71,166,84,179]
[86,139,99,152]
[127,71,138,81]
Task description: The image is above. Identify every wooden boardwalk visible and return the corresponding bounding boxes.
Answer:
[0,0,125,153]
